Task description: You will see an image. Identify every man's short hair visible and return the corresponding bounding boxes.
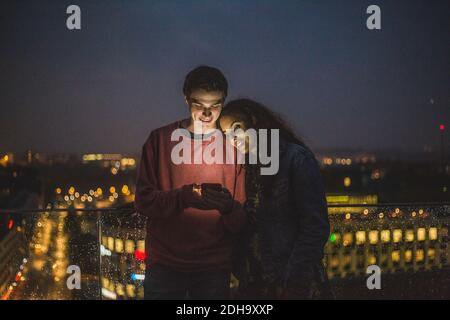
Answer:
[183,65,228,98]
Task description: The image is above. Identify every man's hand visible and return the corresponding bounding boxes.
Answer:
[202,187,234,215]
[180,184,205,209]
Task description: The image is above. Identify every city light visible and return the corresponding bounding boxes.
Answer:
[134,249,146,261]
[329,233,337,243]
[343,177,351,187]
[0,155,9,167]
[131,273,145,281]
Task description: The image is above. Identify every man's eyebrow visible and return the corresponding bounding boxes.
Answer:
[191,98,223,105]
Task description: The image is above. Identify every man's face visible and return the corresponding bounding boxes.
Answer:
[186,88,224,132]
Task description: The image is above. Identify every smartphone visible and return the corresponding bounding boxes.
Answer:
[201,183,223,192]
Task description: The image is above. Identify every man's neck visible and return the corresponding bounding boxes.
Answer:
[184,119,217,135]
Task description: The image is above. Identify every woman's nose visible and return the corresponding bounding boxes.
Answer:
[203,109,212,117]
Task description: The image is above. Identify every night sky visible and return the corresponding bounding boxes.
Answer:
[1,0,449,155]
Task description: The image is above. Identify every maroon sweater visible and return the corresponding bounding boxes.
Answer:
[135,121,246,272]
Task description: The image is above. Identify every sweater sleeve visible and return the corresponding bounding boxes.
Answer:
[134,132,184,218]
[284,151,330,288]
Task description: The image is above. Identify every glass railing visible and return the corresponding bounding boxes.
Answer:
[326,203,450,299]
[1,203,449,300]
[0,209,104,300]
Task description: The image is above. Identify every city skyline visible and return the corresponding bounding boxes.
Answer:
[1,0,449,154]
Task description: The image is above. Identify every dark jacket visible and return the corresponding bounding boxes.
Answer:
[237,142,330,298]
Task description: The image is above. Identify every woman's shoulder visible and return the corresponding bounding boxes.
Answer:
[283,142,317,162]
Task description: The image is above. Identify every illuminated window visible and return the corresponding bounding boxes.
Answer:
[391,250,400,262]
[416,249,424,262]
[393,229,402,243]
[343,255,351,266]
[429,228,438,241]
[137,240,145,251]
[355,231,366,245]
[380,230,390,243]
[428,249,435,260]
[417,228,426,241]
[115,239,124,253]
[101,236,108,246]
[107,237,114,251]
[405,230,414,242]
[125,240,135,254]
[137,287,144,299]
[116,284,124,296]
[343,233,353,246]
[368,255,377,265]
[102,277,109,288]
[330,256,340,268]
[442,227,449,237]
[405,250,412,263]
[369,230,378,245]
[126,284,136,298]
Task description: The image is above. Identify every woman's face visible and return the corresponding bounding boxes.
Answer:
[219,114,250,154]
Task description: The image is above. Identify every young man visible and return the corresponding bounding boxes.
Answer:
[135,66,246,300]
